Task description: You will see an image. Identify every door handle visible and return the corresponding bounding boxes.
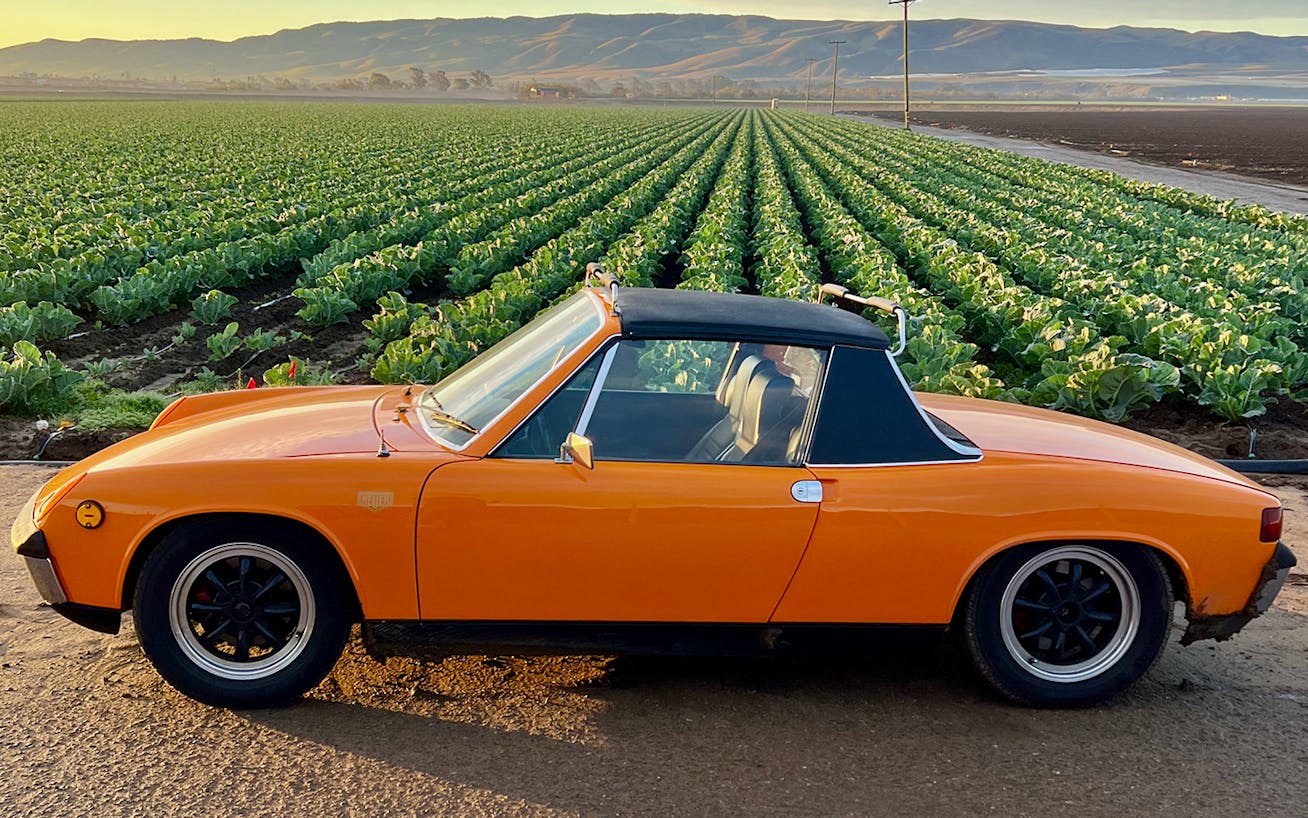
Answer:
[791,480,823,504]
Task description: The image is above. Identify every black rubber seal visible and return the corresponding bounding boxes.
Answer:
[14,530,48,559]
[1217,459,1308,475]
[1273,541,1298,570]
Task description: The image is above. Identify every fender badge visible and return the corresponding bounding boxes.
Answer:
[357,491,394,513]
[75,501,105,529]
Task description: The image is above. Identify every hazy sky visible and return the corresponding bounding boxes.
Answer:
[3,1,1305,49]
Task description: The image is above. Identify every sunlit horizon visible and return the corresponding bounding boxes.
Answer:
[3,1,1306,49]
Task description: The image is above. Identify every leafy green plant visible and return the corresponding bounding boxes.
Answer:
[205,322,241,361]
[364,292,428,350]
[190,290,238,324]
[75,390,170,431]
[262,358,338,387]
[171,321,197,347]
[0,341,85,416]
[242,328,286,353]
[294,287,357,327]
[0,301,81,347]
[82,357,128,380]
[636,341,728,393]
[176,367,229,394]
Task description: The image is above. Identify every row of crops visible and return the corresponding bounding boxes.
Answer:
[2,101,1307,423]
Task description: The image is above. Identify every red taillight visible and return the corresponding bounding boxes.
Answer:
[1261,507,1283,543]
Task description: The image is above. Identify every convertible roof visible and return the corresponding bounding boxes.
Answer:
[612,287,890,349]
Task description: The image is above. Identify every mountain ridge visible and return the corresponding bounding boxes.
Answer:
[2,13,1306,85]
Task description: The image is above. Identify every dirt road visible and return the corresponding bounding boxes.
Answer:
[3,463,1308,817]
[847,114,1308,216]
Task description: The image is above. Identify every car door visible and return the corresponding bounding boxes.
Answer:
[770,345,986,625]
[415,338,828,623]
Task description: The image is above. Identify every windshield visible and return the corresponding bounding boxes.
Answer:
[419,291,604,448]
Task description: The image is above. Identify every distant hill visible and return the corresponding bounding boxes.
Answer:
[2,14,1307,85]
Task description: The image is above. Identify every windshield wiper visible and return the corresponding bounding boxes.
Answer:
[418,389,479,435]
[427,409,478,435]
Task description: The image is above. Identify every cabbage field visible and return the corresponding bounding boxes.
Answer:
[3,101,1308,432]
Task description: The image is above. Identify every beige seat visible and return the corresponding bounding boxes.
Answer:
[685,355,769,461]
[720,368,806,465]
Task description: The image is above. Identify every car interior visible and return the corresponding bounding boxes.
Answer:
[495,340,824,466]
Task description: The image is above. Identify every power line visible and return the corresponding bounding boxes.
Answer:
[828,40,845,115]
[889,0,918,130]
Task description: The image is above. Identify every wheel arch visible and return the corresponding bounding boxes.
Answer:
[120,512,362,621]
[949,537,1190,626]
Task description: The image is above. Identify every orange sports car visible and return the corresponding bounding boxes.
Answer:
[10,279,1295,708]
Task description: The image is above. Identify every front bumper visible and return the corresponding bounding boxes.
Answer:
[1181,541,1297,644]
[11,491,121,634]
[10,490,68,606]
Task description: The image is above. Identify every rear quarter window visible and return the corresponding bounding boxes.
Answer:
[809,346,979,465]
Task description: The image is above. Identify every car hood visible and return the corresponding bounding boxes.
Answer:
[21,386,458,528]
[918,393,1266,492]
[77,385,441,471]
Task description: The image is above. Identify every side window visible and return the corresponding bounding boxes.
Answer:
[496,354,603,459]
[583,339,826,466]
[636,341,728,393]
[808,345,980,465]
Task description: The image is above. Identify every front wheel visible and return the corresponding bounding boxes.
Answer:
[962,542,1172,707]
[133,521,351,708]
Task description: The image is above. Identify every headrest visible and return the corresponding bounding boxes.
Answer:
[717,354,763,407]
[727,357,776,420]
[737,372,803,448]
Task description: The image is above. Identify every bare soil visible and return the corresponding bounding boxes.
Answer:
[870,107,1308,188]
[2,463,1308,816]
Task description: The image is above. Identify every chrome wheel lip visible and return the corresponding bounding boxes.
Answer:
[168,542,316,682]
[999,546,1141,684]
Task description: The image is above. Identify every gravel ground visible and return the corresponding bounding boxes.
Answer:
[3,464,1308,817]
[846,114,1308,216]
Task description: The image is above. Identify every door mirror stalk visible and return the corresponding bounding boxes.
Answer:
[558,432,595,470]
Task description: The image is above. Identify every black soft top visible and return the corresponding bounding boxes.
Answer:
[613,288,890,350]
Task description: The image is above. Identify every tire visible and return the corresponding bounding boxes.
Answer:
[133,520,351,708]
[962,542,1172,707]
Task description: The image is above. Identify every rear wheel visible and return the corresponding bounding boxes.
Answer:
[133,521,350,708]
[963,542,1172,706]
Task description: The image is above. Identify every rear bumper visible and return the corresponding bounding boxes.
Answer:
[1181,541,1297,644]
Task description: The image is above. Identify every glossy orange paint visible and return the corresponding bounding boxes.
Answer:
[28,385,466,619]
[774,453,1276,623]
[21,291,622,621]
[13,288,1282,631]
[417,459,819,621]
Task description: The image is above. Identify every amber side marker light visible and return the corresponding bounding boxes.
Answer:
[1261,507,1283,543]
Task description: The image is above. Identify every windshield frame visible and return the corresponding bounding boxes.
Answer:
[418,290,610,452]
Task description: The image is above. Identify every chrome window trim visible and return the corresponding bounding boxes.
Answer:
[524,338,826,468]
[883,349,984,459]
[807,456,985,469]
[803,346,983,469]
[486,336,619,459]
[427,292,610,453]
[573,344,620,437]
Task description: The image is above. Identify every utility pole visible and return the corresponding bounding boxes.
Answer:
[711,74,717,107]
[889,0,917,130]
[828,40,845,115]
[805,57,817,112]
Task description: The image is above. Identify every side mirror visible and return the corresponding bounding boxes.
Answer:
[558,432,595,470]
